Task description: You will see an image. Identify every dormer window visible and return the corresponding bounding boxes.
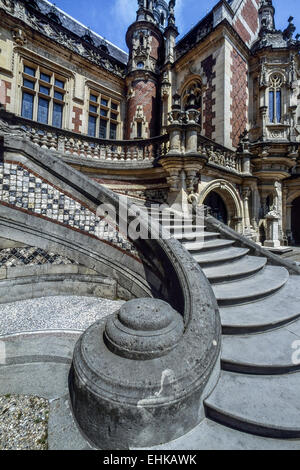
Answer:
[137,62,144,69]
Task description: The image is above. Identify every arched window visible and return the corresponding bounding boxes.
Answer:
[269,74,282,124]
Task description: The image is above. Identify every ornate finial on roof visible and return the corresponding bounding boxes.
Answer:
[283,16,296,41]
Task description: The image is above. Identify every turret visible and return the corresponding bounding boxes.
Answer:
[125,0,177,138]
[258,0,275,35]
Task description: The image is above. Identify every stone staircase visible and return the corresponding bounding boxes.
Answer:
[149,208,300,449]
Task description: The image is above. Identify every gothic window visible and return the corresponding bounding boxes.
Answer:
[268,74,282,124]
[87,91,120,140]
[21,63,66,128]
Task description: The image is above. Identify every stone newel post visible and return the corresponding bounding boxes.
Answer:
[69,298,203,449]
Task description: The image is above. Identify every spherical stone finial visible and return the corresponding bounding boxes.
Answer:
[104,298,184,360]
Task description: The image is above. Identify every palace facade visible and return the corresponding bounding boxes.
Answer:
[0,0,299,247]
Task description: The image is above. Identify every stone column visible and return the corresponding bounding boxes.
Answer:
[242,187,251,231]
[185,109,201,155]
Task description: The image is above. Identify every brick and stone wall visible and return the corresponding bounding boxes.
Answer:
[0,80,11,110]
[233,0,259,46]
[72,106,83,134]
[230,48,248,148]
[126,79,158,139]
[201,55,216,140]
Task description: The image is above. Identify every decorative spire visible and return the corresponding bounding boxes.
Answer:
[258,0,275,35]
[168,0,176,27]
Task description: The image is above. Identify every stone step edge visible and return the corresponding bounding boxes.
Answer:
[205,403,300,439]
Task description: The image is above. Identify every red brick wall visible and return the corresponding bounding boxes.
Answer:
[0,80,11,109]
[126,79,158,138]
[72,106,83,133]
[201,55,216,139]
[230,49,248,148]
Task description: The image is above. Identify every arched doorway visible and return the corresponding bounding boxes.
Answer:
[291,196,300,245]
[204,191,228,224]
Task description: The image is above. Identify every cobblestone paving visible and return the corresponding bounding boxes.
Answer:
[0,295,125,335]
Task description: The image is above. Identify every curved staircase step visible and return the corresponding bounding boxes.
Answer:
[0,330,80,365]
[183,238,235,252]
[220,276,300,333]
[213,266,289,306]
[203,256,267,283]
[171,231,220,241]
[142,418,300,450]
[221,317,300,374]
[205,371,300,438]
[193,246,249,266]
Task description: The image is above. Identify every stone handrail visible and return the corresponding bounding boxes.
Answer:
[0,109,169,163]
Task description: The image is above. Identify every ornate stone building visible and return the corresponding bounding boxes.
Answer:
[0,0,299,247]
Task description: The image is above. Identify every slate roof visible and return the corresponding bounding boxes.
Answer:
[35,0,128,65]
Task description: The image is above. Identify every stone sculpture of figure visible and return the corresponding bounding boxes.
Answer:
[271,181,280,214]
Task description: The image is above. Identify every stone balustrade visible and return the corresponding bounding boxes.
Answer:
[0,110,169,163]
[198,138,242,174]
[1,109,242,173]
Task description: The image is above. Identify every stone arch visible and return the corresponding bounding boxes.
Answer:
[180,77,203,110]
[199,180,243,231]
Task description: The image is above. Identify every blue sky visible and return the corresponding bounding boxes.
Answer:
[52,0,300,52]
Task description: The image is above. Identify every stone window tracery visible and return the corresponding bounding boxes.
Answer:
[268,74,283,124]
